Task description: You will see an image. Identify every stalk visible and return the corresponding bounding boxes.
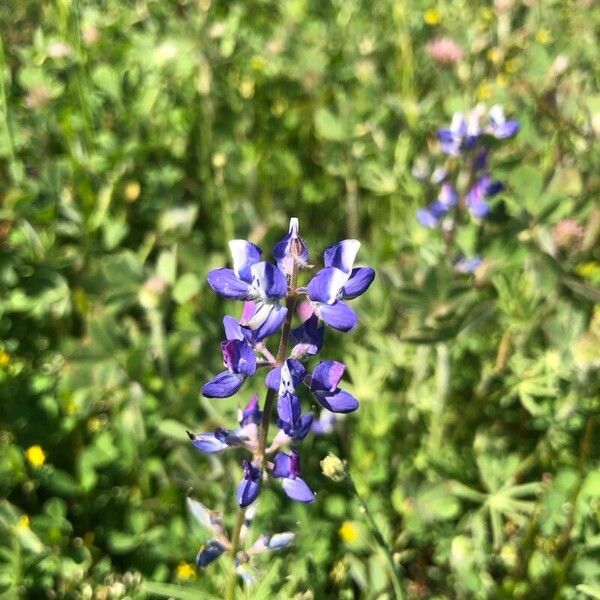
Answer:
[225,260,299,600]
[348,475,404,600]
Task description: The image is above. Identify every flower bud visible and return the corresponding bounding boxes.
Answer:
[320,453,346,482]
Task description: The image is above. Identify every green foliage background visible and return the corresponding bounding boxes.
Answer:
[1,0,599,598]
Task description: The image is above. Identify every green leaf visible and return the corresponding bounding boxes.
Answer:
[577,585,600,600]
[92,64,121,101]
[315,108,346,142]
[359,163,397,195]
[173,273,200,304]
[142,582,221,600]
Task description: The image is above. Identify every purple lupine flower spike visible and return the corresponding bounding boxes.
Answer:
[188,218,374,569]
[237,459,262,507]
[271,450,315,503]
[273,217,309,277]
[487,105,520,139]
[309,360,359,413]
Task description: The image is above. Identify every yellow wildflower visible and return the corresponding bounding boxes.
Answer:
[124,181,141,202]
[536,28,552,45]
[339,521,358,543]
[481,7,495,21]
[240,78,255,99]
[0,350,11,368]
[17,515,30,530]
[87,417,103,433]
[487,47,502,64]
[576,261,600,280]
[496,73,508,87]
[250,55,265,71]
[212,152,227,169]
[26,445,46,468]
[423,8,440,26]
[476,82,492,100]
[176,562,196,580]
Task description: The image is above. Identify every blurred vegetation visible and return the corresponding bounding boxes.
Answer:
[1,0,599,598]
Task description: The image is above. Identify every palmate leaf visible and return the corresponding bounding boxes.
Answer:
[577,585,600,600]
[142,582,221,600]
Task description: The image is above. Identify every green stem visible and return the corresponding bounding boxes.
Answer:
[225,257,300,600]
[429,342,449,452]
[225,507,246,600]
[348,476,404,600]
[0,33,21,184]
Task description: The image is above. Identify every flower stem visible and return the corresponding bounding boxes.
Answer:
[225,506,246,600]
[348,475,404,600]
[226,259,300,600]
[258,265,299,463]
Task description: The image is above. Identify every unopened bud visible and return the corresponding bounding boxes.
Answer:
[320,453,346,482]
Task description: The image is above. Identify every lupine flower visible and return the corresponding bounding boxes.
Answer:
[276,392,314,442]
[273,217,309,277]
[454,256,483,273]
[311,409,337,435]
[207,240,288,336]
[248,532,295,554]
[487,105,520,139]
[307,240,375,332]
[416,200,448,229]
[271,450,315,503]
[270,361,314,445]
[309,360,359,413]
[187,498,231,569]
[438,183,458,208]
[438,110,482,155]
[237,459,262,507]
[187,395,262,453]
[290,314,325,358]
[265,358,307,391]
[416,183,457,228]
[202,338,257,398]
[196,541,227,568]
[467,175,504,218]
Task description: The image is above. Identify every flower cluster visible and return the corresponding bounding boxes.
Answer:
[414,105,519,270]
[187,219,374,569]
